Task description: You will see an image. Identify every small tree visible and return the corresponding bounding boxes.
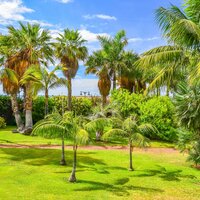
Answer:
[32,111,73,165]
[103,116,156,171]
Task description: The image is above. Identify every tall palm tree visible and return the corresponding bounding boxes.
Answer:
[6,22,54,133]
[103,115,155,171]
[55,29,88,111]
[136,1,200,94]
[34,67,67,115]
[98,30,128,90]
[85,50,111,106]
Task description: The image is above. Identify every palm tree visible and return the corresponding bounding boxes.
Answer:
[98,30,128,90]
[34,67,67,115]
[7,22,54,133]
[0,66,24,131]
[55,29,88,111]
[33,111,90,181]
[68,116,89,182]
[85,51,111,106]
[103,116,156,171]
[119,51,145,93]
[32,111,73,165]
[136,1,200,94]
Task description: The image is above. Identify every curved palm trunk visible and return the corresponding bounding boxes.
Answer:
[69,145,77,182]
[24,83,33,134]
[129,139,134,171]
[96,130,103,141]
[67,76,72,111]
[60,136,66,165]
[45,88,48,116]
[10,93,24,132]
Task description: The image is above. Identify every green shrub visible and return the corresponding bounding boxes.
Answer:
[110,89,144,117]
[53,96,92,116]
[32,96,55,123]
[0,116,6,128]
[140,96,177,141]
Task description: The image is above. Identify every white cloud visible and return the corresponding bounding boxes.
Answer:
[79,29,110,43]
[24,19,53,27]
[0,0,33,22]
[83,14,117,21]
[55,0,73,3]
[129,37,160,43]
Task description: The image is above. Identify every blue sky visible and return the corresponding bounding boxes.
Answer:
[0,0,182,96]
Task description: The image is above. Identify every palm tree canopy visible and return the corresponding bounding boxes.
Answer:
[55,29,88,78]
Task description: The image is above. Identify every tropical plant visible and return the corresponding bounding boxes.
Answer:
[68,116,89,182]
[55,29,88,110]
[119,51,145,93]
[174,82,200,166]
[33,67,67,115]
[103,115,156,171]
[136,0,200,95]
[4,22,54,132]
[97,30,128,90]
[32,110,73,165]
[85,50,111,106]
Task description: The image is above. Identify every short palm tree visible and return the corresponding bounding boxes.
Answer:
[103,116,156,171]
[32,111,73,165]
[85,50,111,106]
[55,29,88,111]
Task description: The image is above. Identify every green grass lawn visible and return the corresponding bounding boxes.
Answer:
[0,128,200,200]
[0,147,199,200]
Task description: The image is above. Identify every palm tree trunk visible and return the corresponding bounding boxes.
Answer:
[10,93,24,132]
[129,139,134,171]
[96,130,102,141]
[60,136,66,165]
[102,95,107,107]
[24,83,33,134]
[67,76,72,111]
[69,145,77,182]
[45,88,48,116]
[113,73,116,90]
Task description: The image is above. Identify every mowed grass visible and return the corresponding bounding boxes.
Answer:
[0,148,199,199]
[0,128,199,200]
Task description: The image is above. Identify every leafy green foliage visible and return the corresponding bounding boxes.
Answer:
[0,116,6,128]
[140,96,177,141]
[187,140,200,166]
[110,89,144,118]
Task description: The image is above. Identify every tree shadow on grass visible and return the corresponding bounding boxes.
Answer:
[0,148,106,169]
[74,179,164,197]
[133,165,197,182]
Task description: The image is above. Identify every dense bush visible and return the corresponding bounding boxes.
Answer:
[0,116,6,128]
[0,96,15,125]
[110,89,144,117]
[140,96,178,141]
[32,96,55,123]
[0,95,93,125]
[53,96,92,116]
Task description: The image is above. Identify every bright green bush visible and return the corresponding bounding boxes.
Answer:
[0,116,6,128]
[140,96,177,141]
[53,96,92,116]
[110,89,144,117]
